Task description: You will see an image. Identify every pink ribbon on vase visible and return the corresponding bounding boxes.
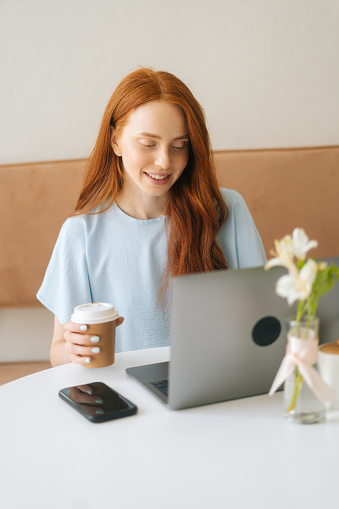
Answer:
[269,334,334,403]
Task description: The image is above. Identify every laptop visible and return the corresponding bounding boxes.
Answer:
[126,258,339,410]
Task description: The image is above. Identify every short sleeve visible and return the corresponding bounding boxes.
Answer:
[217,189,267,269]
[232,191,267,267]
[36,217,92,324]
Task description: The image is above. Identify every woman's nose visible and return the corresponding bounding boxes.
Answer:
[155,148,171,169]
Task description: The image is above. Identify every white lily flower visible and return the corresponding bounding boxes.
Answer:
[276,258,318,305]
[300,258,318,284]
[291,228,318,260]
[276,273,299,304]
[265,235,295,270]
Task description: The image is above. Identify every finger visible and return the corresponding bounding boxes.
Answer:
[64,330,100,347]
[76,384,95,395]
[64,320,89,334]
[69,353,93,365]
[68,387,94,402]
[65,341,101,358]
[78,404,105,417]
[116,317,124,327]
[70,388,104,405]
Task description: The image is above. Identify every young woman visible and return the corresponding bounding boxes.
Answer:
[37,67,266,367]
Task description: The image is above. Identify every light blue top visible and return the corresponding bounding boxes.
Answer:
[37,188,266,352]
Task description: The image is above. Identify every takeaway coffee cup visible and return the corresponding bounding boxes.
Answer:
[318,341,339,411]
[71,303,119,368]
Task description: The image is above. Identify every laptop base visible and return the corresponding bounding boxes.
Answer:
[126,362,169,404]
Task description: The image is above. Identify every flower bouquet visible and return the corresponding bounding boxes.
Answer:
[265,228,339,423]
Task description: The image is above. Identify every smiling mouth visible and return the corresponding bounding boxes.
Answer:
[144,172,170,181]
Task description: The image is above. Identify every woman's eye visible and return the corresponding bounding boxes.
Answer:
[172,144,187,151]
[139,142,155,149]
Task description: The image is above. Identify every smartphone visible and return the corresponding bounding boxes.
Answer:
[59,382,137,423]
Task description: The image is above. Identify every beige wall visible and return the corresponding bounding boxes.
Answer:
[1,0,339,165]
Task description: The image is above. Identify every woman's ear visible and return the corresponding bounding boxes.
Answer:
[110,127,121,156]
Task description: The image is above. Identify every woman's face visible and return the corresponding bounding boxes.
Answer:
[111,100,190,201]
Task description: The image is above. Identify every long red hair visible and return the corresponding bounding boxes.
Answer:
[75,68,228,301]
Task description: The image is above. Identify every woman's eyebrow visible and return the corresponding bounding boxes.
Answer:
[137,132,161,139]
[137,131,189,140]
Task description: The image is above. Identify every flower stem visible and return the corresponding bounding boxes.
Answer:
[287,367,303,413]
[296,300,306,323]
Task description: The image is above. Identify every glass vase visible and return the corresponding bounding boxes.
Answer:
[284,315,326,424]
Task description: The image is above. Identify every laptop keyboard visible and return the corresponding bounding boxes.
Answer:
[151,379,169,396]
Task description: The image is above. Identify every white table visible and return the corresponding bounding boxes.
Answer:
[1,347,338,509]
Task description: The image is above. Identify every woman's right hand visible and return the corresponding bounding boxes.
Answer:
[50,315,124,367]
[63,321,100,365]
[63,317,124,365]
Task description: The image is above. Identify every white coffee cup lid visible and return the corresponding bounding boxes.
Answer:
[71,303,119,324]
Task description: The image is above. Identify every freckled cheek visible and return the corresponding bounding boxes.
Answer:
[121,151,151,172]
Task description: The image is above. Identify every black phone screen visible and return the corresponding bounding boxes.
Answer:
[59,382,137,423]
